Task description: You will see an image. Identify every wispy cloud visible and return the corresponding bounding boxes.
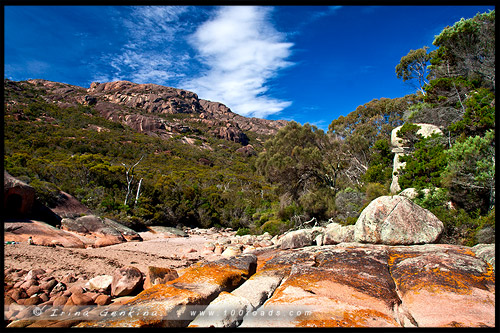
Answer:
[286,6,342,37]
[95,6,195,84]
[94,6,294,118]
[182,6,294,118]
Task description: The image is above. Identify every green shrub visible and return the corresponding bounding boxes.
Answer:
[236,227,251,236]
[398,133,448,189]
[413,187,449,211]
[429,206,495,246]
[261,219,289,236]
[364,182,387,202]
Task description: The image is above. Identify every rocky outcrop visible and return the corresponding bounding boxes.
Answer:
[4,171,36,217]
[4,171,92,223]
[76,254,258,327]
[353,195,444,245]
[5,79,287,146]
[199,99,288,137]
[49,191,92,218]
[88,81,202,115]
[390,123,443,149]
[85,81,284,144]
[213,124,249,145]
[4,220,86,248]
[236,145,257,156]
[390,123,443,194]
[61,215,142,246]
[5,243,495,328]
[4,217,140,249]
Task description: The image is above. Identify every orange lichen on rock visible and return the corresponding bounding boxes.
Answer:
[294,309,399,327]
[255,247,403,328]
[77,254,257,327]
[387,246,495,327]
[166,263,246,290]
[388,247,495,296]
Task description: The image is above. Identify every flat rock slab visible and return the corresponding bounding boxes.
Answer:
[241,243,495,327]
[76,254,257,327]
[388,244,495,327]
[147,226,187,237]
[242,245,403,327]
[4,220,86,248]
[10,242,494,328]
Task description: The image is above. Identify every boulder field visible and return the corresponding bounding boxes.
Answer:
[6,242,494,328]
[8,243,488,328]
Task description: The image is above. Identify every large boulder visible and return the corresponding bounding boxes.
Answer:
[87,275,113,292]
[353,195,444,245]
[111,266,143,297]
[49,191,92,218]
[323,223,355,245]
[102,218,142,241]
[4,171,36,217]
[61,215,141,246]
[280,228,324,250]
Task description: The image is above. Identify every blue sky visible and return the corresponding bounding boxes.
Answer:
[4,5,495,131]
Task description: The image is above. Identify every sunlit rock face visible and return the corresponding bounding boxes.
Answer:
[241,244,495,328]
[353,195,444,245]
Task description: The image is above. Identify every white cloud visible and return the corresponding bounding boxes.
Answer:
[97,6,194,85]
[182,6,294,118]
[95,6,294,118]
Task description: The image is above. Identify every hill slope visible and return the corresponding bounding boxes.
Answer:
[3,78,285,230]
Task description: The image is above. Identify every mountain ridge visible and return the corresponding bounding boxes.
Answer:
[6,78,287,147]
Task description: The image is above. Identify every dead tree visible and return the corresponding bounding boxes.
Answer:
[122,155,144,206]
[135,178,143,206]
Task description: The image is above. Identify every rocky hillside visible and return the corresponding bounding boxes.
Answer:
[4,79,287,147]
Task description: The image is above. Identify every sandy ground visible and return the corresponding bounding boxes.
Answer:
[3,231,226,280]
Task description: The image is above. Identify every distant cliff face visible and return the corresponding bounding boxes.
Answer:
[11,79,287,146]
[87,81,203,115]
